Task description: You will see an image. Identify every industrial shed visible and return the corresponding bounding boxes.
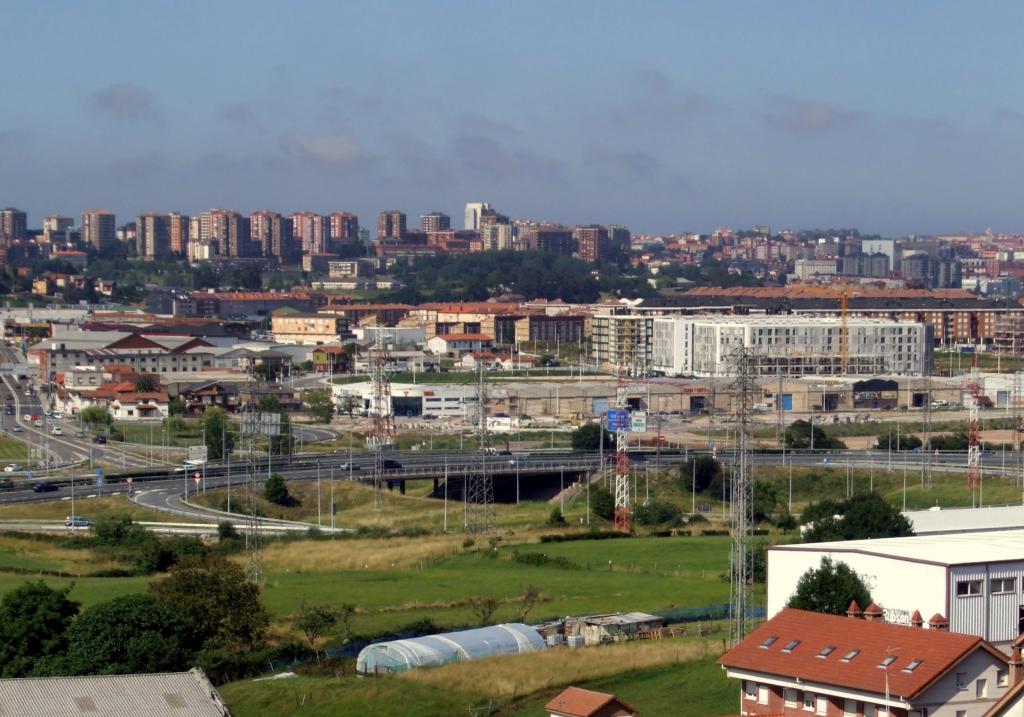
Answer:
[767,529,1024,647]
[356,623,545,674]
[0,667,230,717]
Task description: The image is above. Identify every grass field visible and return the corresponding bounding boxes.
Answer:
[218,651,734,717]
[0,494,181,523]
[189,478,586,531]
[113,421,204,448]
[0,436,34,465]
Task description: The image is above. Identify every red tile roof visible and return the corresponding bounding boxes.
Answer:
[719,608,1005,700]
[544,687,636,717]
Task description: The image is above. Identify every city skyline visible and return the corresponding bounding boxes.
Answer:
[4,2,1024,235]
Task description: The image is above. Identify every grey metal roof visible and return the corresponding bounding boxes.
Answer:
[0,668,230,717]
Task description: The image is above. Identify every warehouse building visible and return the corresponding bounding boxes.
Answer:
[650,315,933,377]
[767,531,1024,647]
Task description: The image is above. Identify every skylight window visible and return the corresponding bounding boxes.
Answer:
[760,636,779,649]
[782,640,801,653]
[902,660,923,673]
[879,656,897,668]
[817,646,837,658]
[841,650,860,662]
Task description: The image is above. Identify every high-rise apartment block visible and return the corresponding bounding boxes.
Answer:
[464,202,491,231]
[573,224,609,263]
[252,211,297,262]
[377,210,406,240]
[168,213,189,256]
[291,212,329,254]
[0,208,27,243]
[421,211,451,233]
[521,225,575,256]
[329,212,359,243]
[137,213,172,260]
[42,216,72,235]
[199,209,251,257]
[82,210,116,251]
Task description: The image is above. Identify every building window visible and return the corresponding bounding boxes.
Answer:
[804,692,816,712]
[758,685,769,705]
[956,711,966,717]
[785,688,799,707]
[844,699,857,717]
[992,577,1016,594]
[864,705,876,717]
[817,696,828,716]
[957,580,983,597]
[977,679,988,698]
[744,682,756,700]
[956,673,968,691]
[998,669,1009,687]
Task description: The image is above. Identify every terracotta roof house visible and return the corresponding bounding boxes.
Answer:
[720,608,1010,717]
[545,686,637,717]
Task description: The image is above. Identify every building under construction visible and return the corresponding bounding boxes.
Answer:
[649,315,933,377]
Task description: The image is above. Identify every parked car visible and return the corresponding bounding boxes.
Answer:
[33,419,42,427]
[11,426,21,433]
[51,426,62,436]
[32,482,58,493]
[64,516,93,528]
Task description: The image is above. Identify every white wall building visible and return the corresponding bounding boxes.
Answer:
[464,202,491,231]
[794,258,838,279]
[767,530,1024,647]
[651,315,932,377]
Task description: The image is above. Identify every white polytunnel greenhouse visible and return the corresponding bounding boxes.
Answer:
[356,623,546,674]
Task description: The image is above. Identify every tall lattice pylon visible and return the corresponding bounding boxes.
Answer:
[366,325,395,510]
[466,363,495,534]
[729,346,755,645]
[613,360,631,533]
[966,360,982,501]
[240,375,280,584]
[921,370,933,489]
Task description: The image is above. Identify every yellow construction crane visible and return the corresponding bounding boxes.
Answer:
[839,290,849,375]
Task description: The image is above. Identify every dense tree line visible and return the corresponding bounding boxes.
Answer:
[389,250,654,303]
[0,554,270,681]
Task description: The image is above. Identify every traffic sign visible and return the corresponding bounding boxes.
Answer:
[126,477,133,484]
[187,445,208,462]
[193,471,201,484]
[606,409,630,432]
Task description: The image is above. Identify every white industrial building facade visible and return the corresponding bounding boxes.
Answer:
[651,315,933,377]
[767,531,1024,647]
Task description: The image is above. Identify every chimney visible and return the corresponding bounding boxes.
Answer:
[864,603,883,622]
[928,613,949,631]
[1011,634,1024,686]
[846,600,863,619]
[910,610,924,629]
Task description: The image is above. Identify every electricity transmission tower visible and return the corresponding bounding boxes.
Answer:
[613,359,632,533]
[729,346,755,644]
[241,375,279,584]
[465,363,495,535]
[966,360,982,504]
[366,327,395,510]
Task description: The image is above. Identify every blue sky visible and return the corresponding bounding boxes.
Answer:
[3,1,1024,236]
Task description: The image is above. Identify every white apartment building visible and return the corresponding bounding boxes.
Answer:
[651,315,932,377]
[793,258,838,280]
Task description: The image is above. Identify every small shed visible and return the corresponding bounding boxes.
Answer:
[355,623,544,674]
[564,612,666,646]
[546,686,638,717]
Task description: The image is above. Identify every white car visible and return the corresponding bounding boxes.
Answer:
[3,464,21,473]
[51,427,62,436]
